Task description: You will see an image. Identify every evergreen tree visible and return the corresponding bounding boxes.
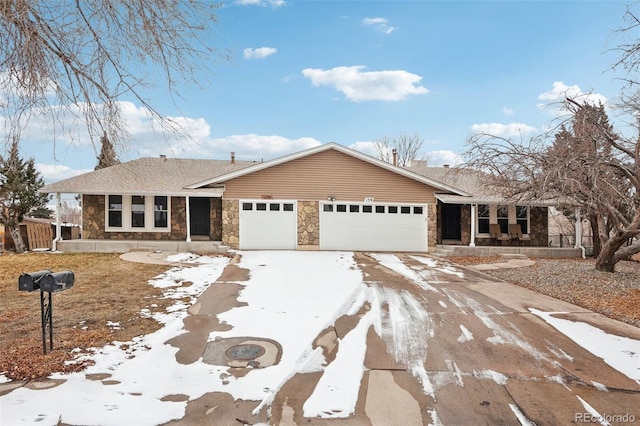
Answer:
[95,132,121,170]
[0,138,50,253]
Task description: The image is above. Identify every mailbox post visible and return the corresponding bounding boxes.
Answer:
[18,270,75,354]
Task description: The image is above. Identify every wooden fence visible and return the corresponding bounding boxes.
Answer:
[25,222,53,250]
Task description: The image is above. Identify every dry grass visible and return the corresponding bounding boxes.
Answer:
[0,252,171,381]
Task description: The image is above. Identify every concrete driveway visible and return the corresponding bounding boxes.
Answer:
[168,252,640,425]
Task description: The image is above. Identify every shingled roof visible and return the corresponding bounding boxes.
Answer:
[405,161,507,204]
[41,157,258,196]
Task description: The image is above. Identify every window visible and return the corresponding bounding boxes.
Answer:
[106,195,170,232]
[337,204,347,212]
[270,203,280,211]
[324,204,334,212]
[350,205,359,213]
[154,196,168,228]
[283,203,294,212]
[131,196,145,228]
[478,204,490,234]
[516,206,528,234]
[401,206,411,214]
[375,205,385,213]
[388,206,398,214]
[413,206,423,215]
[497,205,509,234]
[108,195,123,228]
[242,202,253,211]
[256,203,267,211]
[363,205,372,213]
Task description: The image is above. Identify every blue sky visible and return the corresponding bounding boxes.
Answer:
[7,0,635,183]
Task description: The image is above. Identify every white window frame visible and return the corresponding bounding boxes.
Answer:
[105,195,171,232]
[476,205,530,237]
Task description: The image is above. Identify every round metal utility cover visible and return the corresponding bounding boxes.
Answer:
[226,344,266,360]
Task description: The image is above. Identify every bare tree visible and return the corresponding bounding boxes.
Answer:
[0,0,223,151]
[374,133,424,166]
[463,98,640,272]
[59,200,81,225]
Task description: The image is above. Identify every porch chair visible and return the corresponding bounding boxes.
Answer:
[489,223,510,246]
[509,224,531,246]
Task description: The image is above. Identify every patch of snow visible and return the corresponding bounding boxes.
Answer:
[509,403,536,425]
[303,309,372,418]
[591,381,608,392]
[438,300,447,308]
[431,360,464,390]
[457,325,474,343]
[0,374,9,383]
[409,255,438,267]
[369,253,438,292]
[457,292,551,362]
[530,309,640,384]
[473,369,508,385]
[427,407,443,426]
[576,395,611,426]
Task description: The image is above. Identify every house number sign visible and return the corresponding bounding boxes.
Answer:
[364,197,374,203]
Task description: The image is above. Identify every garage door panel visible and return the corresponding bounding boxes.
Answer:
[320,202,427,252]
[239,201,297,250]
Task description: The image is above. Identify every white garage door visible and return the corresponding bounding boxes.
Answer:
[239,200,297,250]
[320,202,427,252]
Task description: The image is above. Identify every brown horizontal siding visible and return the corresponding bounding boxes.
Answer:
[222,149,437,203]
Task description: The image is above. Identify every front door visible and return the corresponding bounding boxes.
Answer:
[442,204,461,241]
[189,198,210,236]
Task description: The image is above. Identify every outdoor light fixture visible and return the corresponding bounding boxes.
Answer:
[327,195,336,202]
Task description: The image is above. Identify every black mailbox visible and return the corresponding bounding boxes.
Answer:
[40,271,75,293]
[18,270,53,292]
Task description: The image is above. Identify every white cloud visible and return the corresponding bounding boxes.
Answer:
[36,163,92,183]
[348,141,378,157]
[424,150,461,167]
[243,47,277,60]
[302,66,428,102]
[362,17,395,34]
[469,122,537,137]
[502,106,514,115]
[235,0,286,8]
[538,81,607,109]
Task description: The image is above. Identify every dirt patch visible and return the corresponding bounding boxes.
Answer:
[0,252,171,381]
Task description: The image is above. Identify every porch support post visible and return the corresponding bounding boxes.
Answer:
[185,196,191,242]
[469,204,476,247]
[574,207,582,248]
[53,192,62,251]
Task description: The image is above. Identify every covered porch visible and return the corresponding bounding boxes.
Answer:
[436,196,586,258]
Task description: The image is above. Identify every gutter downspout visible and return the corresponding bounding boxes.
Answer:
[574,207,585,259]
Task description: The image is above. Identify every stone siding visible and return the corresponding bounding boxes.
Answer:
[222,199,240,249]
[460,205,471,245]
[530,207,548,246]
[210,198,223,241]
[81,195,222,241]
[427,203,437,252]
[298,201,319,247]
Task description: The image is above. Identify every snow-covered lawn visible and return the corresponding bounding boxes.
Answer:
[1,251,638,426]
